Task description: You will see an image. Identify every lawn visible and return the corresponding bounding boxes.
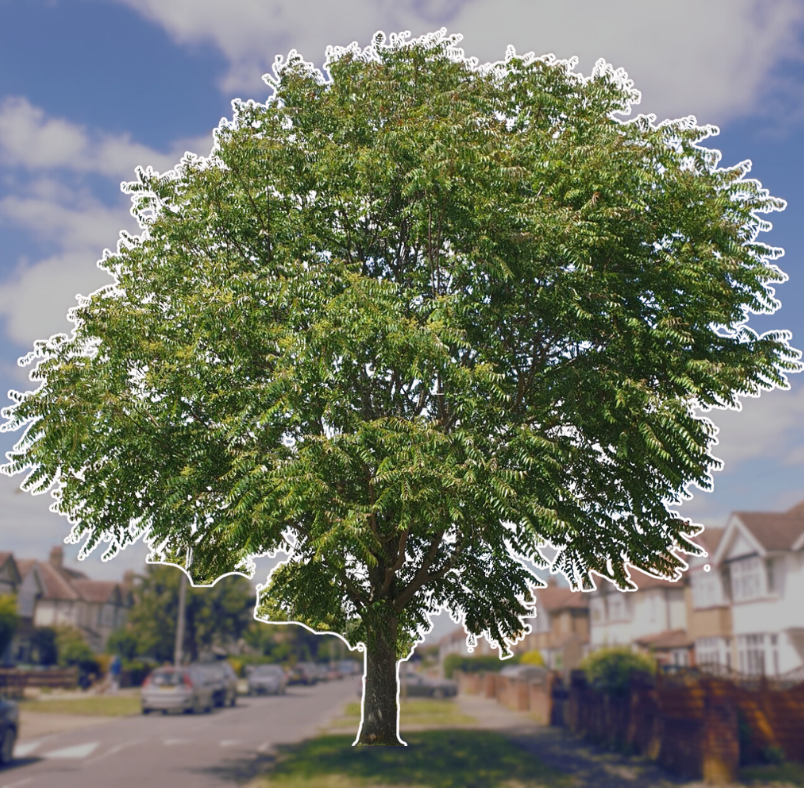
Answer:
[244,730,574,788]
[327,699,476,732]
[740,761,804,786]
[18,695,141,716]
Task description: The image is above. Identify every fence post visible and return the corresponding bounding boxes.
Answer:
[701,677,739,785]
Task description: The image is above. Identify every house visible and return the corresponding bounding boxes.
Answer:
[685,527,733,669]
[0,553,21,597]
[589,564,692,667]
[711,500,804,676]
[519,580,589,673]
[437,624,498,669]
[12,546,133,659]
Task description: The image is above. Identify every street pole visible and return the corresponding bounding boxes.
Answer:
[174,571,187,668]
[174,550,192,668]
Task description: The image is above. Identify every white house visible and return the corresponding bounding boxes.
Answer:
[712,500,804,676]
[589,565,691,666]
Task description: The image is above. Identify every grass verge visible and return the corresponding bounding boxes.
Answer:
[244,730,574,788]
[327,700,475,732]
[740,761,804,786]
[18,695,141,716]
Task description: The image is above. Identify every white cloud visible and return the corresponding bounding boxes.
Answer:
[0,96,214,180]
[115,0,804,125]
[700,382,804,469]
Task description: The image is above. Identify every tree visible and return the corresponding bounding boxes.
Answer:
[55,626,99,676]
[0,29,799,745]
[0,596,18,663]
[123,565,254,663]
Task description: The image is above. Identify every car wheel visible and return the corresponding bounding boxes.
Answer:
[0,727,16,765]
[433,688,446,700]
[141,707,151,715]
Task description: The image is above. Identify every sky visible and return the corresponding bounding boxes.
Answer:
[1,0,804,645]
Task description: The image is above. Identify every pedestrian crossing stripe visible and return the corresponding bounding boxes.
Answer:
[43,742,100,759]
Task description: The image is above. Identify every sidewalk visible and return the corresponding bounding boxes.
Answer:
[454,693,736,788]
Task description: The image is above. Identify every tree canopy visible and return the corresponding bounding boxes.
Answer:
[1,29,799,743]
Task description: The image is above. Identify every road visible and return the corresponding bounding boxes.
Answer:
[1,680,358,788]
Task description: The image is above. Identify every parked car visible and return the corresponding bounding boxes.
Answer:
[338,660,360,677]
[0,695,19,766]
[140,666,215,715]
[400,672,458,699]
[499,664,548,683]
[246,664,287,695]
[287,662,319,685]
[192,661,238,707]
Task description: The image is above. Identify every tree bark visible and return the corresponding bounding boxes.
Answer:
[356,614,405,746]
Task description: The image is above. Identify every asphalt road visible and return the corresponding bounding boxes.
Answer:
[0,679,358,788]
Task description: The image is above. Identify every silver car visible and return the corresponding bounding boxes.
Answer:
[141,666,215,715]
[246,664,287,695]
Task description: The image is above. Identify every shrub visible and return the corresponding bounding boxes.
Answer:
[122,660,151,687]
[579,647,656,697]
[518,649,545,667]
[443,653,521,680]
[0,595,18,659]
[107,628,139,661]
[30,627,58,665]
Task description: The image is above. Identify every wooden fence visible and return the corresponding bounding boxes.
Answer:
[0,667,79,698]
[455,666,804,785]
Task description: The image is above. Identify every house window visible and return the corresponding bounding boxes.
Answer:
[696,637,729,666]
[730,557,762,602]
[691,571,722,608]
[737,634,766,675]
[591,598,605,623]
[607,593,628,622]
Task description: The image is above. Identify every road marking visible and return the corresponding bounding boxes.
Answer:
[84,741,140,765]
[1,778,34,788]
[257,742,273,753]
[163,738,192,746]
[219,740,240,747]
[13,740,42,757]
[42,742,100,759]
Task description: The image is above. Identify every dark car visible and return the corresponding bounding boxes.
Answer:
[193,661,238,707]
[287,662,318,686]
[401,672,458,699]
[0,695,18,766]
[246,664,287,695]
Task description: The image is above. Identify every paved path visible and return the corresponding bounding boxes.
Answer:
[455,693,741,788]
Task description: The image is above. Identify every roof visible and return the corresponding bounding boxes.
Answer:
[689,527,725,556]
[533,585,589,612]
[634,629,693,650]
[0,552,21,585]
[735,510,804,552]
[72,579,120,604]
[35,562,82,601]
[15,559,38,578]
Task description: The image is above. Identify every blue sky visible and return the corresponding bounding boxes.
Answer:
[1,0,804,642]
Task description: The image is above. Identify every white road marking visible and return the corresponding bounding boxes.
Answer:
[219,740,240,748]
[13,740,41,757]
[84,741,138,764]
[163,738,192,746]
[42,742,100,759]
[1,777,34,788]
[257,742,272,753]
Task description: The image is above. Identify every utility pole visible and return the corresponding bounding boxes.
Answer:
[174,550,192,668]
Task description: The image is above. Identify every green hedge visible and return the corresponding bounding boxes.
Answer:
[579,647,656,697]
[443,653,521,680]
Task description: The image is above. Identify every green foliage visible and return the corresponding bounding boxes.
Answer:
[442,652,520,679]
[579,646,656,697]
[121,659,151,687]
[518,649,545,666]
[55,626,100,675]
[124,565,255,663]
[1,28,799,732]
[0,595,18,659]
[106,628,139,661]
[30,627,58,665]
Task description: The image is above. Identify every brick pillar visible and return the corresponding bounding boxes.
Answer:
[702,678,739,785]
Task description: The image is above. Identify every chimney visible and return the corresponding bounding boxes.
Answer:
[49,546,64,569]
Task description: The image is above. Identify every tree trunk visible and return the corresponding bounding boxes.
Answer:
[356,615,405,746]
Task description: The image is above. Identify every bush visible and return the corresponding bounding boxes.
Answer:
[518,649,545,667]
[0,595,18,660]
[107,629,139,661]
[30,627,58,666]
[443,653,521,680]
[579,647,656,697]
[55,627,100,678]
[122,660,152,687]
